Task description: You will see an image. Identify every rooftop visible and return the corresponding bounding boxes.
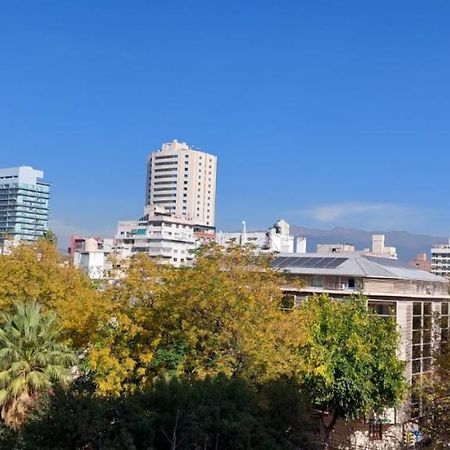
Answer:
[273,253,448,283]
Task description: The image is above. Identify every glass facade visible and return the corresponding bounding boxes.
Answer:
[0,181,50,241]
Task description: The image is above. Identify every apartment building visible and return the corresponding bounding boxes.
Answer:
[145,140,217,229]
[316,234,398,259]
[431,239,450,278]
[115,206,198,267]
[0,166,50,242]
[409,253,432,272]
[72,237,115,280]
[274,253,449,447]
[216,219,307,254]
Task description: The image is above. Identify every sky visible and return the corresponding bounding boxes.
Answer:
[1,0,450,247]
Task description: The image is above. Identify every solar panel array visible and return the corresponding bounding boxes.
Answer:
[272,256,348,269]
[364,256,410,269]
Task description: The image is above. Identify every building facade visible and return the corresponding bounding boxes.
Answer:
[431,239,450,278]
[72,237,115,279]
[115,206,198,267]
[408,253,432,272]
[216,219,307,254]
[316,234,398,259]
[0,166,50,242]
[145,140,217,228]
[274,252,449,447]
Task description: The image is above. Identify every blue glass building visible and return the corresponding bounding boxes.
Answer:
[0,166,50,241]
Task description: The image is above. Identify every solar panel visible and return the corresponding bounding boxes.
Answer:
[272,256,348,269]
[364,256,409,268]
[272,256,289,267]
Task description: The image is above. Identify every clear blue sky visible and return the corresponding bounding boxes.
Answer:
[1,0,450,246]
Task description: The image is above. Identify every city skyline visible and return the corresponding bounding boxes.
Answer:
[1,1,450,245]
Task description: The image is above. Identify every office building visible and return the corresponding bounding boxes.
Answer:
[0,166,50,242]
[145,140,217,229]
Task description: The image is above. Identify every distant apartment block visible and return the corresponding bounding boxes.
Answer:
[0,166,50,242]
[316,234,398,259]
[115,205,198,267]
[276,252,449,436]
[408,253,432,272]
[216,219,306,254]
[72,236,115,280]
[145,140,217,229]
[431,239,450,278]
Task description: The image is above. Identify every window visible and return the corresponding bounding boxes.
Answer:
[368,419,383,441]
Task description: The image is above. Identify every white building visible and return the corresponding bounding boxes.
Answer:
[316,234,398,260]
[115,206,198,267]
[145,140,217,229]
[216,219,306,254]
[73,237,114,280]
[431,238,450,278]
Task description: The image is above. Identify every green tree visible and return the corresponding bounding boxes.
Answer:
[39,230,57,246]
[14,375,314,450]
[414,340,450,448]
[298,295,406,447]
[0,301,76,429]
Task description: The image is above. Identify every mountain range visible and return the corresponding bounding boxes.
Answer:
[290,226,448,262]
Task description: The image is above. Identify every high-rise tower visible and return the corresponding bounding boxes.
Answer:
[0,166,50,241]
[145,140,217,228]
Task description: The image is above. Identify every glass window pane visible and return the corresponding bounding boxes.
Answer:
[412,345,421,359]
[413,317,422,330]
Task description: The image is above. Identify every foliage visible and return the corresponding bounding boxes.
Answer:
[0,302,76,429]
[415,341,450,448]
[0,241,110,348]
[6,375,314,450]
[297,294,406,442]
[39,230,57,246]
[88,245,306,397]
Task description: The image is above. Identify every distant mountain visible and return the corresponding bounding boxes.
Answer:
[290,226,448,262]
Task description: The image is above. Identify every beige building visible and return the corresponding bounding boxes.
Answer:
[145,140,217,229]
[275,253,449,448]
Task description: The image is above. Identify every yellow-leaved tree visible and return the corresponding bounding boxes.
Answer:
[88,245,306,397]
[0,241,110,348]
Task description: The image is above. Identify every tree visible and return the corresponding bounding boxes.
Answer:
[14,375,315,450]
[39,229,57,246]
[88,245,306,397]
[414,340,450,448]
[0,240,110,348]
[298,295,406,447]
[0,301,76,429]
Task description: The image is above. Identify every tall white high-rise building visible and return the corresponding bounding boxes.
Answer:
[145,140,217,228]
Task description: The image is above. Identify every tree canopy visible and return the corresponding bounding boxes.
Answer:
[89,245,306,397]
[0,301,75,429]
[297,295,406,443]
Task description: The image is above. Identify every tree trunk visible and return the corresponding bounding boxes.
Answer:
[321,410,339,450]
